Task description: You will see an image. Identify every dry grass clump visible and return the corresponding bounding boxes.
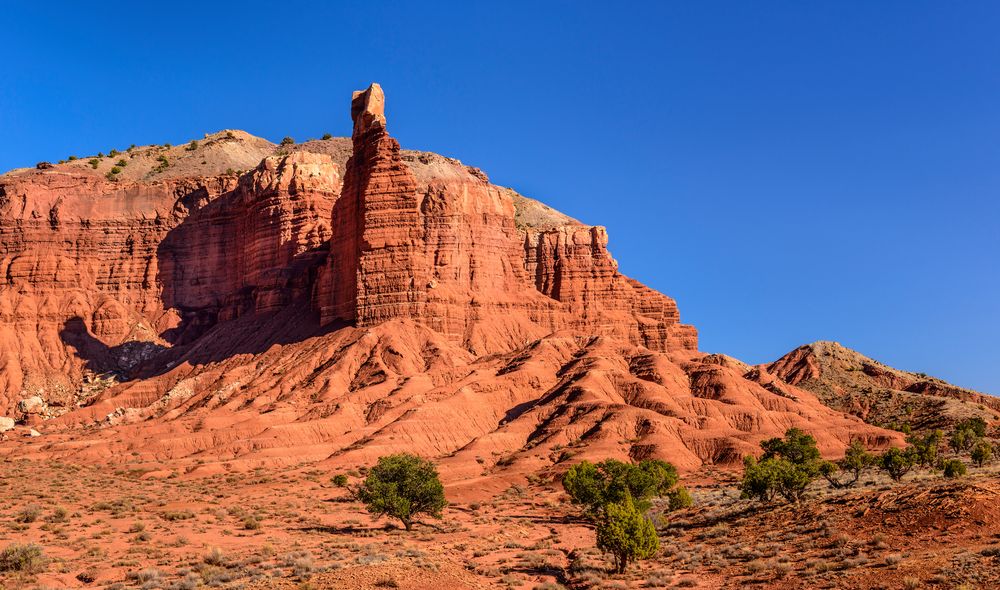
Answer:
[0,543,45,573]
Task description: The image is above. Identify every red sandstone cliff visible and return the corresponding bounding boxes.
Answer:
[2,84,960,483]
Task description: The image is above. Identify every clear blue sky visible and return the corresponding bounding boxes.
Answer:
[3,1,998,394]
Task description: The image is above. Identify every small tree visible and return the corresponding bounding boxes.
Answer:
[280,136,295,146]
[879,447,914,481]
[819,440,874,489]
[942,459,967,478]
[955,417,988,437]
[356,454,447,531]
[740,455,777,502]
[595,496,659,574]
[971,439,993,467]
[321,133,333,140]
[563,458,680,516]
[948,428,971,454]
[906,430,942,468]
[742,428,823,503]
[761,428,821,464]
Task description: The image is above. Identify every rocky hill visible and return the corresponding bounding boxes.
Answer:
[766,341,1000,431]
[3,84,992,487]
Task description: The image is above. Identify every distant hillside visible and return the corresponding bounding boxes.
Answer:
[766,341,999,431]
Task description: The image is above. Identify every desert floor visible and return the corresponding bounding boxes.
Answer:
[2,459,999,590]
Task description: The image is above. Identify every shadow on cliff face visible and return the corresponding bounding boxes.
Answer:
[154,175,335,344]
[59,317,169,380]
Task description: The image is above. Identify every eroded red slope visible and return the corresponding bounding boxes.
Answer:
[0,84,902,486]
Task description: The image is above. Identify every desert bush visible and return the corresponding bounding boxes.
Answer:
[280,136,295,146]
[971,439,993,467]
[906,430,942,468]
[761,428,821,464]
[741,428,822,502]
[0,543,45,573]
[820,440,875,489]
[595,496,659,574]
[563,458,680,516]
[949,429,970,454]
[357,453,447,531]
[15,505,42,523]
[203,546,226,566]
[186,141,198,151]
[667,485,693,510]
[116,159,128,167]
[242,515,262,530]
[322,133,333,140]
[89,158,100,169]
[46,506,69,523]
[332,474,349,487]
[879,447,914,481]
[161,510,193,521]
[956,417,988,437]
[942,459,967,478]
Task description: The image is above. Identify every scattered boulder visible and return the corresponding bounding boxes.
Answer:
[17,395,47,416]
[0,416,15,432]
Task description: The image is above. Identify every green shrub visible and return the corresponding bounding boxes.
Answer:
[88,158,100,169]
[68,155,78,161]
[109,149,119,157]
[879,447,914,481]
[595,496,659,573]
[332,474,349,487]
[116,159,128,167]
[153,155,170,174]
[357,453,447,531]
[186,140,198,151]
[761,428,821,464]
[563,458,680,516]
[819,441,874,488]
[0,543,45,573]
[321,133,332,140]
[906,430,942,468]
[971,440,993,467]
[741,428,823,503]
[942,459,967,478]
[667,485,693,511]
[280,136,295,146]
[956,417,988,437]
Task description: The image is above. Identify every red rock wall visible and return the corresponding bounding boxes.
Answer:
[0,84,697,416]
[321,84,697,355]
[0,153,339,414]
